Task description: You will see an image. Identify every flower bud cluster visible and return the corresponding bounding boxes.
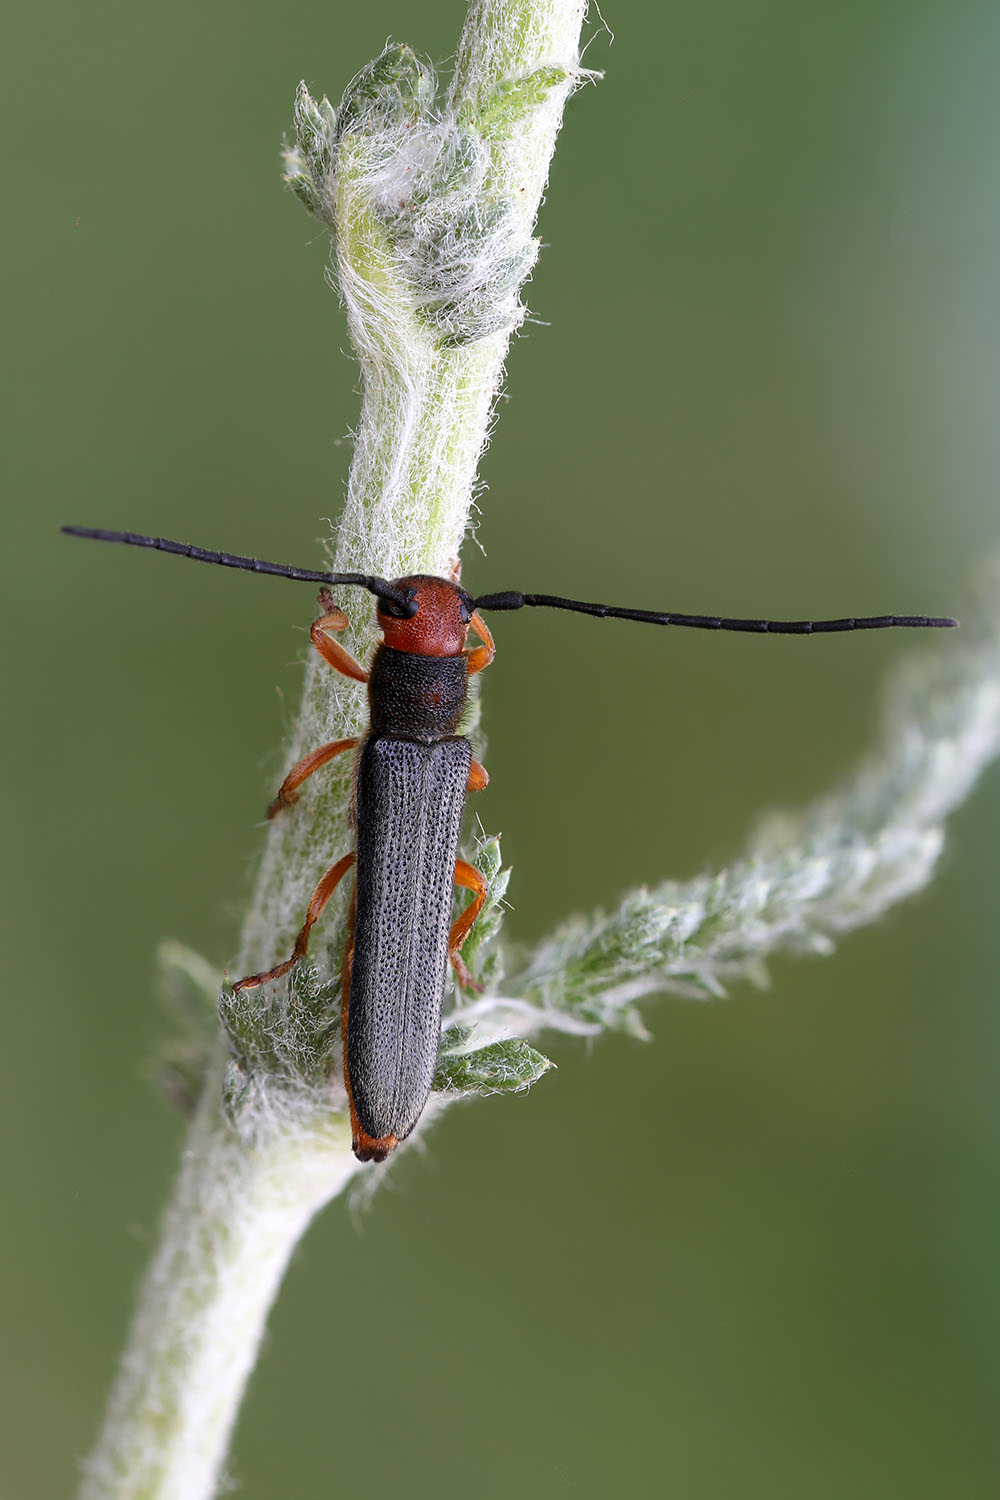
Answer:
[283,43,570,346]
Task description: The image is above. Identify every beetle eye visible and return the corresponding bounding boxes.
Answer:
[380,591,417,619]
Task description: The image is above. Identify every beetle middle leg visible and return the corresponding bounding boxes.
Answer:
[232,851,356,992]
[268,737,360,818]
[449,859,488,990]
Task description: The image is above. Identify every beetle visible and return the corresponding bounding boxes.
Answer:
[62,524,956,1161]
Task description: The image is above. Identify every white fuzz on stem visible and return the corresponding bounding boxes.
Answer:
[79,5,589,1499]
[78,4,1000,1496]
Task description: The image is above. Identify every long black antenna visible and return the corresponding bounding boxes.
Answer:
[61,527,416,614]
[473,590,958,634]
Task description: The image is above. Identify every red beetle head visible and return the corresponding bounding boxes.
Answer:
[376,575,473,656]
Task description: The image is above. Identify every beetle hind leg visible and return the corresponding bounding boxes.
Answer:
[232,851,356,992]
[449,859,488,991]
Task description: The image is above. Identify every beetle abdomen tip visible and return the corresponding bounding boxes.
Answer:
[353,1131,398,1164]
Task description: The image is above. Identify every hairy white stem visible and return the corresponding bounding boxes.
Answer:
[243,7,588,980]
[79,6,589,1498]
[77,4,1000,1494]
[78,1061,357,1500]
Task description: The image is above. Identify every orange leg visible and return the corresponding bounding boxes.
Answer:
[467,758,489,792]
[449,859,488,990]
[232,851,356,992]
[465,611,495,675]
[268,737,360,818]
[310,589,369,683]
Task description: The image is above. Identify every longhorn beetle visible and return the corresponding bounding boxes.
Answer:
[63,524,957,1162]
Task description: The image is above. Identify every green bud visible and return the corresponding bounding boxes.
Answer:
[337,43,436,139]
[292,83,337,181]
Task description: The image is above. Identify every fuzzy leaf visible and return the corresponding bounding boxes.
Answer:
[459,66,571,136]
[452,833,510,988]
[282,83,338,219]
[337,43,435,139]
[157,940,221,1037]
[152,941,223,1114]
[433,1038,554,1095]
[292,82,337,178]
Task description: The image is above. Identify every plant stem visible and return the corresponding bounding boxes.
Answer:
[78,1051,354,1500]
[78,6,589,1497]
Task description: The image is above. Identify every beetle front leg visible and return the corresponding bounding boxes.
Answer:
[310,589,369,683]
[465,611,495,676]
[449,859,488,990]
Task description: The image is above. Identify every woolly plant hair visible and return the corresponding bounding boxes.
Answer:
[79,6,592,1499]
[76,5,1000,1500]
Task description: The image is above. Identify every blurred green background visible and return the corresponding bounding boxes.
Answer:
[5,1,1000,1495]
